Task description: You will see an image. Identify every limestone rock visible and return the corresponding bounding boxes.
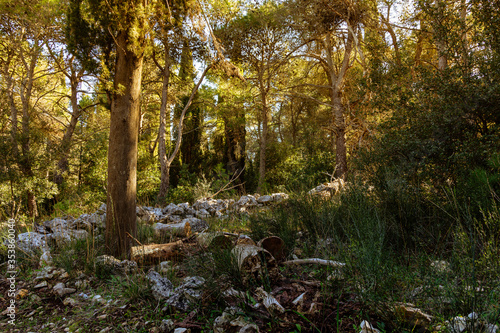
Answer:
[147,270,174,300]
[165,276,205,312]
[359,320,380,333]
[17,232,49,253]
[95,255,138,275]
[213,307,259,333]
[53,282,76,297]
[159,319,175,333]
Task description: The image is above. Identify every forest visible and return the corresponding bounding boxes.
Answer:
[1,0,500,332]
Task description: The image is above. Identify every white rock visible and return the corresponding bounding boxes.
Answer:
[147,270,174,300]
[486,324,499,333]
[53,282,76,297]
[39,250,53,266]
[257,195,273,204]
[17,232,49,252]
[448,316,467,333]
[63,297,77,306]
[430,260,451,274]
[34,281,48,289]
[359,320,380,333]
[271,193,289,202]
[158,261,172,275]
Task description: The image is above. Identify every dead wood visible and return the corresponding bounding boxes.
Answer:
[282,258,345,268]
[231,244,280,285]
[131,240,186,263]
[257,236,286,262]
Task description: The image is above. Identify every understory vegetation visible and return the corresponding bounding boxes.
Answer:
[2,0,500,331]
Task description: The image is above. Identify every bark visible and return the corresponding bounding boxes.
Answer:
[131,240,185,263]
[158,65,211,200]
[435,0,448,71]
[18,38,40,218]
[325,29,353,181]
[105,30,144,259]
[157,42,171,201]
[223,107,246,193]
[54,65,84,187]
[257,72,269,193]
[231,243,280,285]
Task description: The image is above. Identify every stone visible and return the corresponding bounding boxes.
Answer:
[165,276,205,312]
[53,282,77,297]
[163,203,184,216]
[17,232,49,253]
[39,250,53,266]
[34,281,48,289]
[63,297,77,306]
[271,193,289,202]
[159,319,175,333]
[486,324,499,333]
[158,261,172,275]
[147,270,174,300]
[393,303,433,327]
[257,195,272,204]
[174,329,190,333]
[92,295,106,304]
[213,307,259,333]
[196,209,210,218]
[95,255,138,275]
[359,320,380,333]
[30,294,42,303]
[182,217,208,232]
[447,316,467,333]
[43,218,68,232]
[430,260,451,274]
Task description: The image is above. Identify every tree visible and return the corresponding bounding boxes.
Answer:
[218,1,295,192]
[290,0,369,180]
[67,0,153,258]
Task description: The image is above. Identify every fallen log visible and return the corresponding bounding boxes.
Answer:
[196,232,233,250]
[257,236,286,262]
[282,258,345,268]
[231,244,280,285]
[131,240,186,263]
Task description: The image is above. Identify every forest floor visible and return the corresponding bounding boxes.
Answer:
[0,238,380,333]
[1,196,499,333]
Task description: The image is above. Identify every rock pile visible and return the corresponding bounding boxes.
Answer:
[137,193,289,225]
[11,193,289,256]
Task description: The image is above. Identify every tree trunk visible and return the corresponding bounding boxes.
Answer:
[257,81,269,193]
[105,30,144,259]
[157,43,171,201]
[325,29,353,181]
[223,107,246,193]
[19,39,39,218]
[332,92,348,180]
[54,69,83,187]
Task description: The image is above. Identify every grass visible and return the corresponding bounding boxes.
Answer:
[4,177,500,332]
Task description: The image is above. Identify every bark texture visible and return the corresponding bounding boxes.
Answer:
[105,30,144,258]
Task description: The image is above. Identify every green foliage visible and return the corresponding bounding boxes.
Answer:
[266,149,336,193]
[52,230,104,276]
[108,274,152,303]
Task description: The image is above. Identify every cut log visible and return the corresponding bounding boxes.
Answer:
[257,236,286,262]
[196,232,233,250]
[231,244,280,285]
[131,241,185,263]
[235,234,256,246]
